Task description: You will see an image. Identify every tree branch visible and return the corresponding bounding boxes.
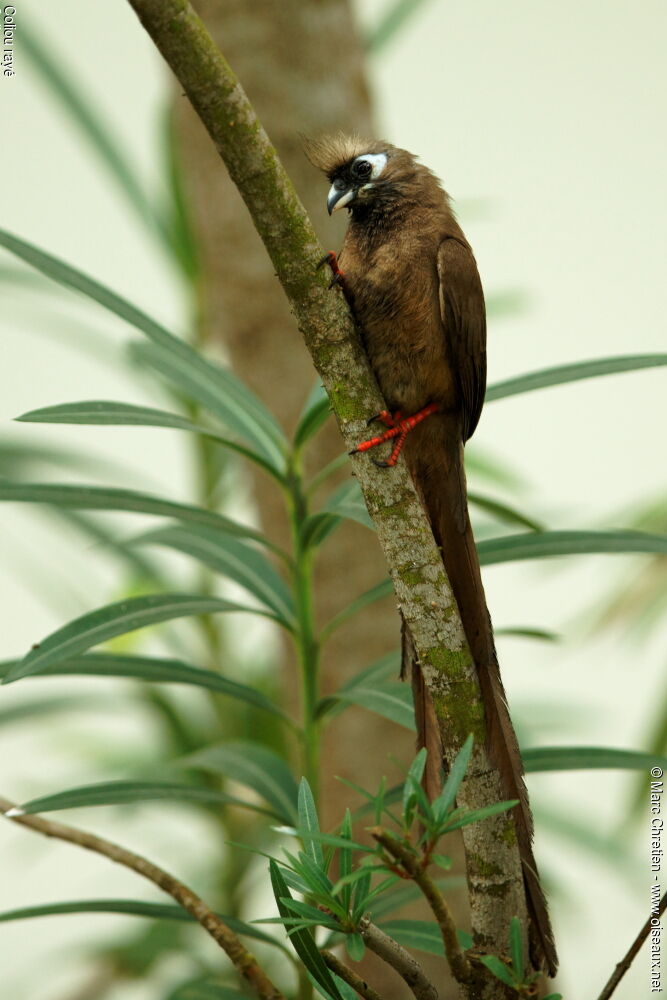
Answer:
[124,0,534,983]
[596,891,667,1000]
[371,828,471,984]
[0,797,283,1000]
[358,916,438,1000]
[321,949,384,1000]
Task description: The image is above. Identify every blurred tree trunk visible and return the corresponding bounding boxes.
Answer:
[174,0,400,808]
[174,4,464,994]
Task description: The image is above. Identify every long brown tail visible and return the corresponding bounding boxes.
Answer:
[403,422,558,977]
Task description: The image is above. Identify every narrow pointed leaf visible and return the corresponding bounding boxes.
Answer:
[167,982,247,1000]
[182,742,298,824]
[366,0,432,53]
[468,491,542,532]
[298,779,324,869]
[523,746,667,773]
[486,353,667,402]
[3,593,267,684]
[294,383,331,448]
[134,524,295,625]
[403,749,427,819]
[0,652,289,721]
[0,899,286,950]
[17,401,283,480]
[269,862,343,1000]
[509,916,523,979]
[478,955,518,988]
[331,683,415,730]
[478,529,667,566]
[444,800,519,832]
[10,780,280,819]
[368,877,466,920]
[339,810,353,912]
[322,578,393,637]
[432,734,473,822]
[345,934,365,961]
[316,651,399,719]
[131,341,285,469]
[378,920,445,956]
[0,481,271,547]
[0,229,285,465]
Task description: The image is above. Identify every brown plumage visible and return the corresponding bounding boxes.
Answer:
[306,133,557,976]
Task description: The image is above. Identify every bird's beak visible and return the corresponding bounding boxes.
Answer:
[327,182,355,215]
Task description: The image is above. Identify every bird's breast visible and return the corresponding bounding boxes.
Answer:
[341,244,458,415]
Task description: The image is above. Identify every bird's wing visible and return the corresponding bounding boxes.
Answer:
[437,238,487,441]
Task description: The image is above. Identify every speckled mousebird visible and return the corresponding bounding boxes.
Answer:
[305,133,557,977]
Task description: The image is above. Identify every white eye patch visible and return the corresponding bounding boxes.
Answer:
[354,152,388,180]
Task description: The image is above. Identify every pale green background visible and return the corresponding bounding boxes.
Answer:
[1,2,666,997]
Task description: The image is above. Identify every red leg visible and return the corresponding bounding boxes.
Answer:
[350,403,439,466]
[317,250,347,290]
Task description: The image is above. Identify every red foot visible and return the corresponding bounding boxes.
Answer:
[317,250,346,290]
[350,404,439,467]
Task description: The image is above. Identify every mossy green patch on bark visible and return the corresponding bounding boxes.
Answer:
[467,852,504,880]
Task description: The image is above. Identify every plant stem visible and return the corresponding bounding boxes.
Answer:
[0,797,284,1000]
[288,452,321,800]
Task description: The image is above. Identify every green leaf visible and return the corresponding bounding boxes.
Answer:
[0,652,289,722]
[330,682,415,731]
[303,481,373,548]
[132,341,286,470]
[0,694,106,728]
[0,228,286,466]
[316,651,399,719]
[9,780,280,820]
[166,981,248,1000]
[182,742,298,825]
[495,626,559,643]
[3,593,267,685]
[322,578,393,638]
[468,491,542,532]
[486,353,667,402]
[444,800,519,833]
[366,0,432,53]
[478,529,667,566]
[159,102,201,281]
[0,481,272,548]
[403,749,427,821]
[478,955,518,988]
[133,524,295,626]
[351,868,372,923]
[345,934,365,962]
[298,779,324,870]
[523,746,667,773]
[368,878,466,920]
[339,810,354,912]
[378,920,445,956]
[509,916,523,979]
[18,18,159,234]
[269,862,343,1000]
[294,383,331,449]
[432,734,473,823]
[0,899,286,950]
[17,401,283,480]
[272,828,373,855]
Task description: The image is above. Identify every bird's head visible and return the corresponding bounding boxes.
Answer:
[303,133,427,216]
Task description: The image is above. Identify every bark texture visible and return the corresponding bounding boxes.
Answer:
[126,0,540,991]
[173,0,402,836]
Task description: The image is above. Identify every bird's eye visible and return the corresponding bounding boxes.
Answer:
[353,160,372,179]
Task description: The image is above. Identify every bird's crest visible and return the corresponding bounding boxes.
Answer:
[302,132,379,179]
